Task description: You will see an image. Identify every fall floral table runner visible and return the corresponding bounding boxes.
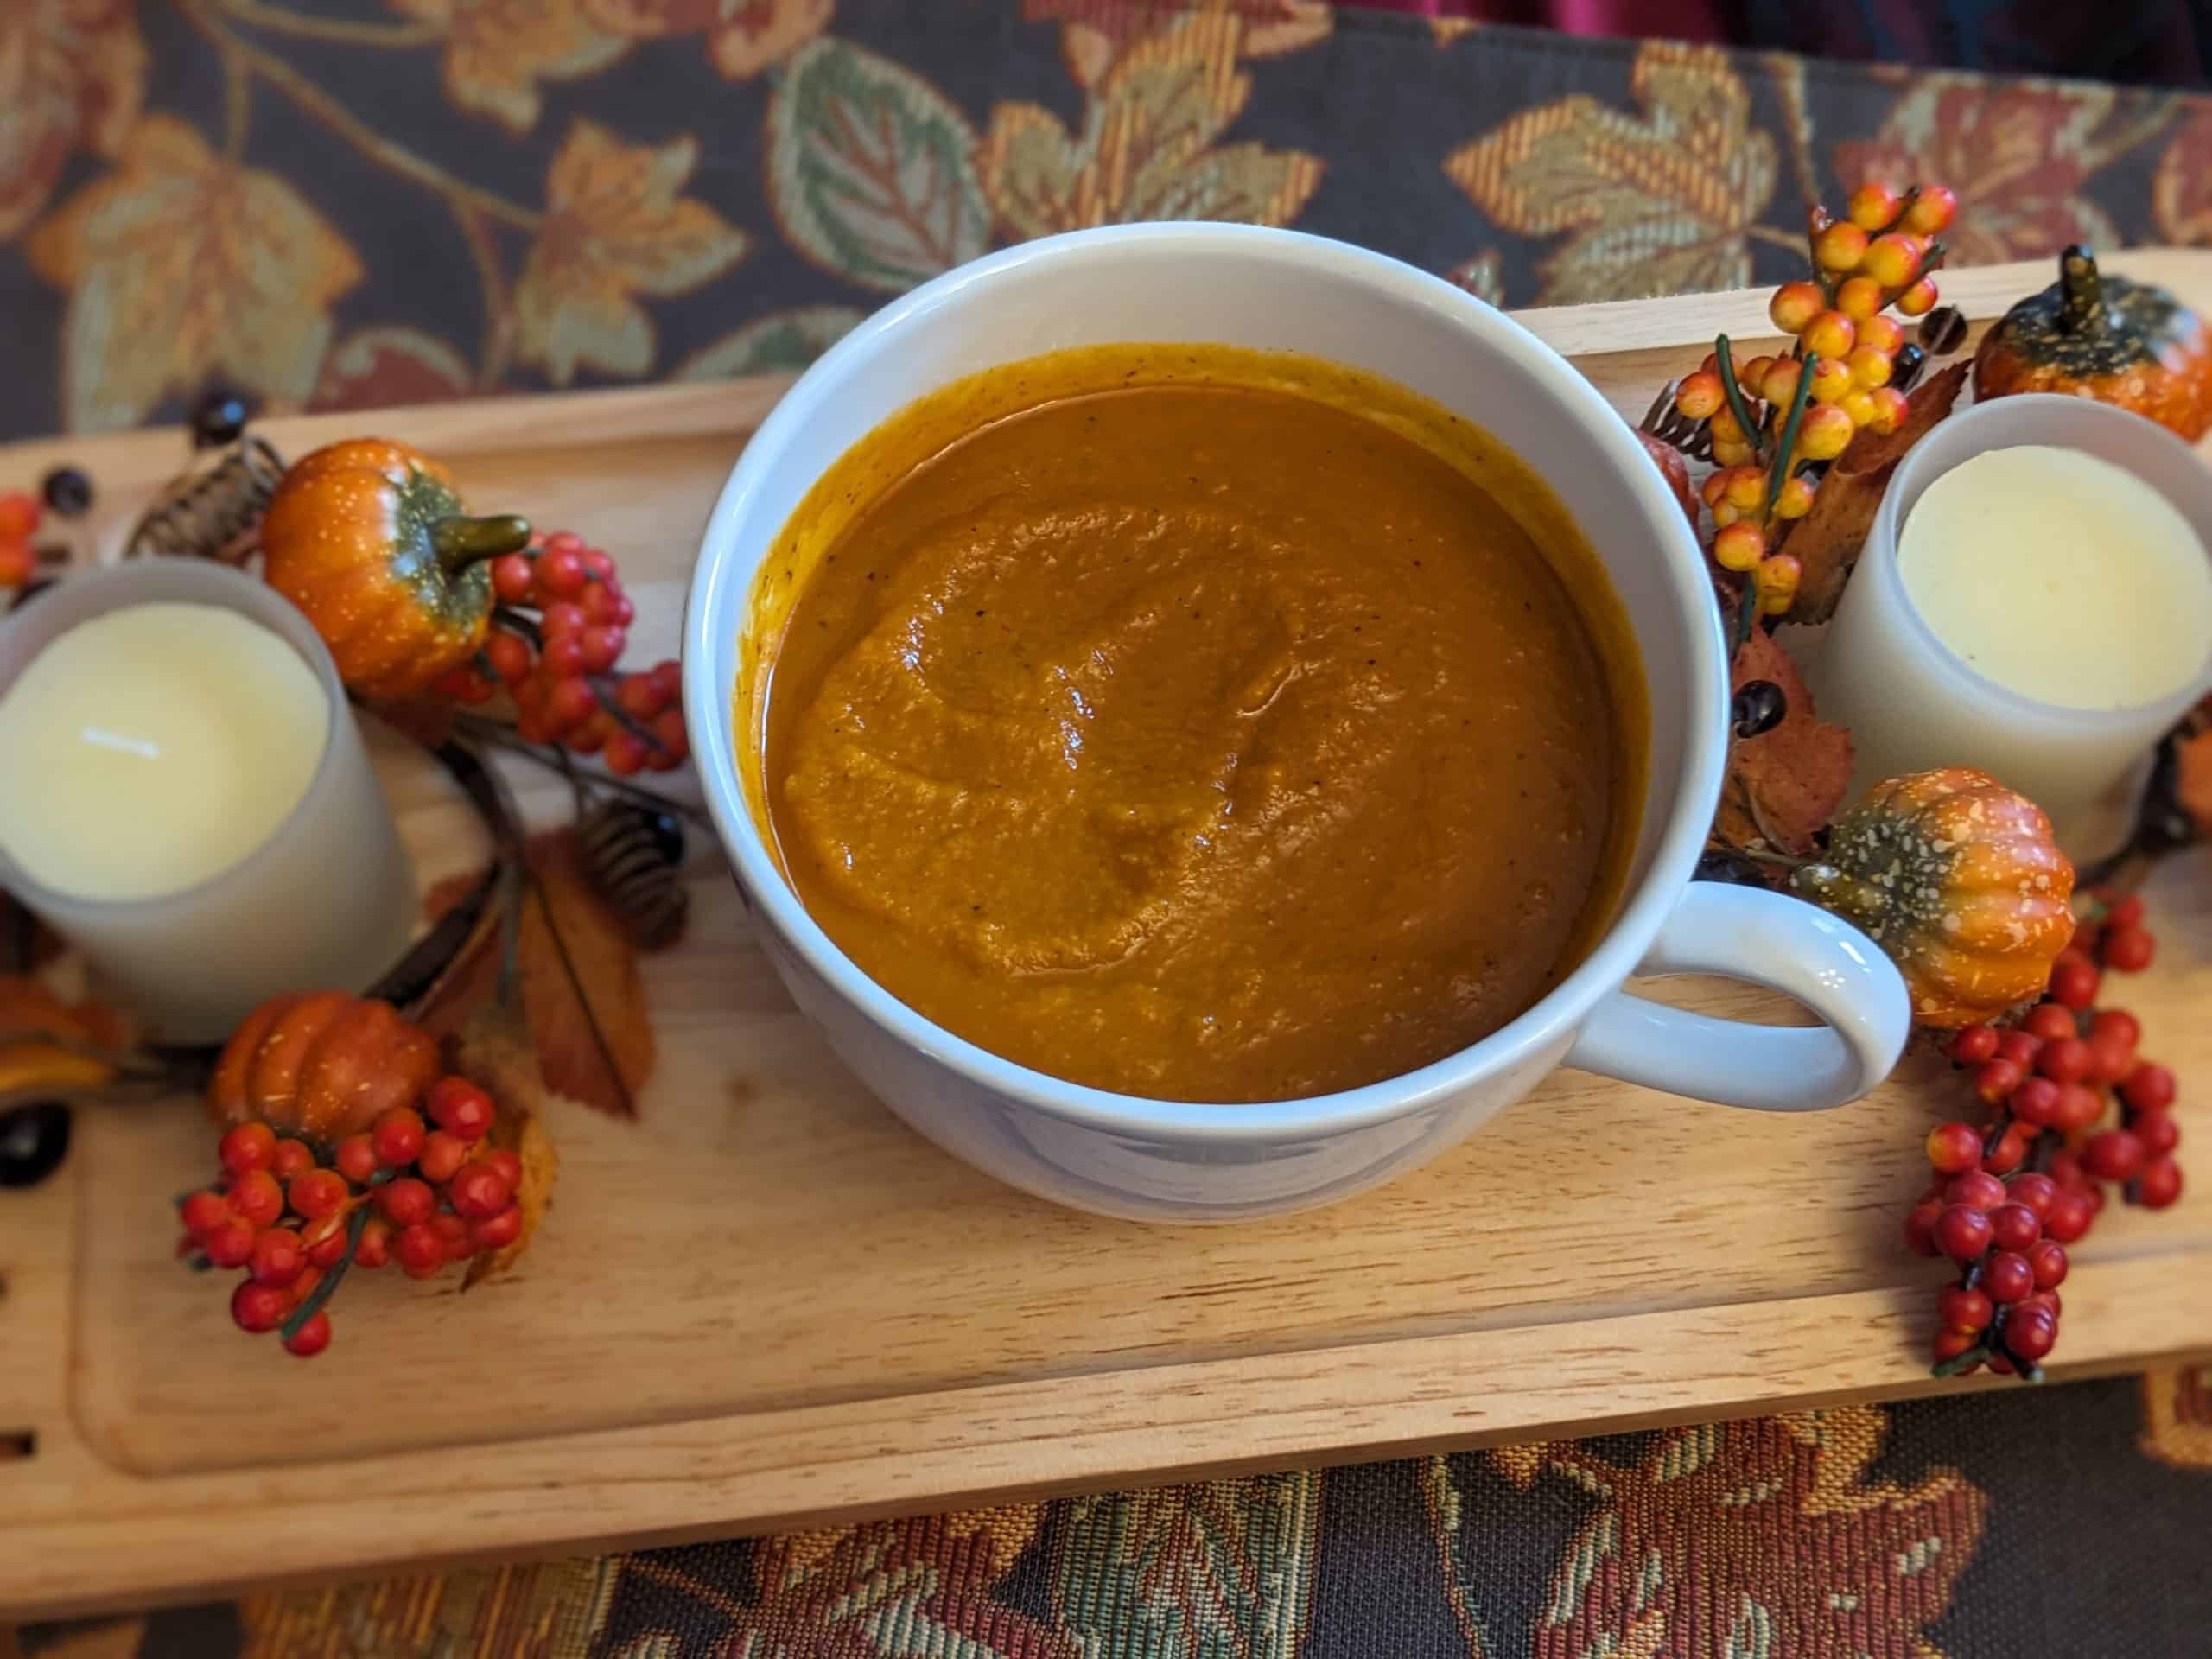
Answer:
[8,3,2212,1656]
[12,2,2212,441]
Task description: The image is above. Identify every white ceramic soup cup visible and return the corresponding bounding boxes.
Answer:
[683,225,1910,1221]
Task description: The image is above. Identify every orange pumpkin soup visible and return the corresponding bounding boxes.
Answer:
[743,346,1643,1103]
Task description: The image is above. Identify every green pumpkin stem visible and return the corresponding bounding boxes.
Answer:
[2056,245,2105,336]
[432,513,533,575]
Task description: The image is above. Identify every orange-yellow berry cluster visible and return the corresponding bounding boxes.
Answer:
[1669,181,1955,617]
[1772,182,1952,435]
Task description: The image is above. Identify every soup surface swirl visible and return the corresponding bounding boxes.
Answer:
[748,346,1642,1103]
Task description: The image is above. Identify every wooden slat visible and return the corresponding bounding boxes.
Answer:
[3,251,2210,1620]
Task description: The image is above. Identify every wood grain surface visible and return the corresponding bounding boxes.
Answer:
[4,253,2212,1619]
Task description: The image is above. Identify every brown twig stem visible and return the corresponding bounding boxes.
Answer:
[180,1,544,232]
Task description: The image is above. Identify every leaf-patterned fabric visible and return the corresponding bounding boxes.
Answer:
[7,6,2212,1656]
[7,3,2212,439]
[20,1380,2212,1656]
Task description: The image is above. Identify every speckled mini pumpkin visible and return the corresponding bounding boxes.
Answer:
[208,991,441,1140]
[1974,245,2212,442]
[1789,768,2075,1028]
[259,439,531,699]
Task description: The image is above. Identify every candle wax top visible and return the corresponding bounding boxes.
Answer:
[0,601,329,902]
[1897,444,2212,712]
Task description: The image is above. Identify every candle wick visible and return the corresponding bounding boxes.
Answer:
[79,726,161,760]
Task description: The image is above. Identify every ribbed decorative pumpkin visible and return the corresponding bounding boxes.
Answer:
[1789,768,2075,1027]
[1974,245,2212,442]
[259,439,531,699]
[208,992,441,1140]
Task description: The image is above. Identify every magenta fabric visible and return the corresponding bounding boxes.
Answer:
[1335,0,1732,45]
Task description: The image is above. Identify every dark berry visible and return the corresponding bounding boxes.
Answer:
[1916,305,1968,356]
[40,465,93,518]
[1731,679,1786,739]
[1693,848,1768,887]
[1888,342,1928,393]
[0,1099,70,1187]
[646,810,685,868]
[188,388,251,449]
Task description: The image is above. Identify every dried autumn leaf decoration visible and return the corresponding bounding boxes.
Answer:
[28,114,364,432]
[2177,705,2212,839]
[1715,626,1853,856]
[978,13,1325,241]
[1442,42,1775,305]
[0,976,130,1099]
[515,119,749,384]
[422,830,656,1119]
[449,1002,564,1288]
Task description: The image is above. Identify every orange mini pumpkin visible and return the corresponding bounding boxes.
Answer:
[1790,768,2075,1027]
[259,439,530,699]
[208,991,441,1140]
[1974,245,2212,442]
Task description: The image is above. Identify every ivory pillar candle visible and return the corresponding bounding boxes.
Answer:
[0,561,415,1040]
[1811,396,2212,863]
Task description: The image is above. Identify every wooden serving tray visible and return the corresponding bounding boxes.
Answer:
[7,255,2212,1619]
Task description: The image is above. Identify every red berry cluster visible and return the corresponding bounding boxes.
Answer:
[177,1077,523,1357]
[426,529,687,776]
[1908,889,2181,1381]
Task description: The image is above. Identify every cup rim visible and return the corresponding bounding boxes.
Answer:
[0,558,347,919]
[682,224,1726,1142]
[1866,393,2212,731]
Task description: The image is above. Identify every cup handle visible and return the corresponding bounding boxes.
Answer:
[1565,880,1911,1112]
